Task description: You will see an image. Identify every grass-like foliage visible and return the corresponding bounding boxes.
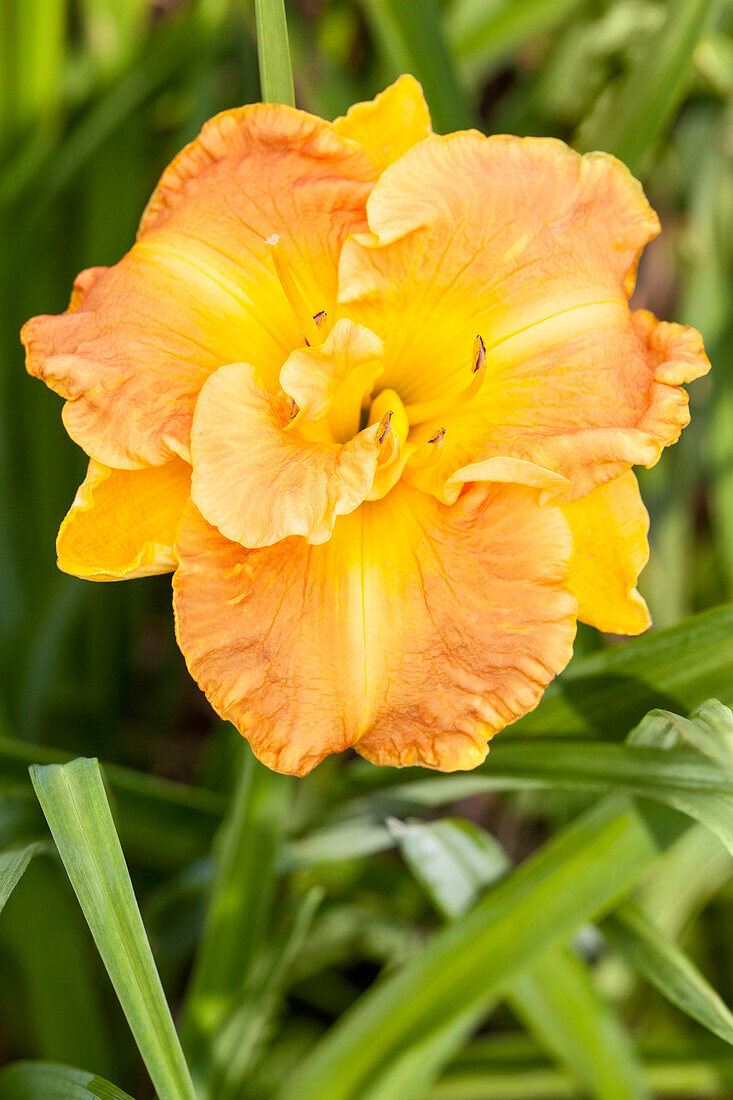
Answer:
[2,0,733,1097]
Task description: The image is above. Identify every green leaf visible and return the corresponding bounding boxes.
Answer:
[636,824,731,941]
[447,0,588,80]
[212,887,324,1100]
[359,0,474,131]
[0,1061,134,1100]
[29,758,196,1100]
[386,817,510,919]
[424,1034,733,1099]
[276,796,687,1100]
[182,744,290,1083]
[0,841,43,914]
[349,736,733,858]
[510,948,648,1100]
[0,734,224,870]
[0,857,116,1077]
[514,602,733,740]
[605,903,733,1047]
[393,817,646,1100]
[255,0,295,106]
[576,0,722,172]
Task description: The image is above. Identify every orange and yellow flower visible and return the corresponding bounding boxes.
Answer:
[22,76,709,775]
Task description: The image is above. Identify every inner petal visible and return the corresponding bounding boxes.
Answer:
[280,318,383,442]
[190,360,383,548]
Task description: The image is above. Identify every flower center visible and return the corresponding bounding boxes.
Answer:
[266,235,487,500]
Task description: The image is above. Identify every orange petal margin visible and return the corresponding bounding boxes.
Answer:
[190,362,382,547]
[332,75,432,173]
[339,133,708,499]
[57,458,191,581]
[173,483,576,775]
[22,105,377,469]
[562,470,650,635]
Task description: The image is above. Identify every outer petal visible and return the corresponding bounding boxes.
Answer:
[173,483,576,775]
[332,75,432,172]
[339,134,708,498]
[57,458,191,580]
[190,362,382,547]
[22,105,377,469]
[561,470,650,635]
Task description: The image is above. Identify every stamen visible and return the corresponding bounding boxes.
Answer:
[376,411,401,467]
[266,234,324,347]
[404,335,488,426]
[377,410,393,446]
[407,427,445,470]
[367,389,409,500]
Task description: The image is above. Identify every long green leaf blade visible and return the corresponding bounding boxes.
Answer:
[359,0,474,131]
[510,949,648,1100]
[514,602,733,740]
[577,0,721,172]
[277,796,687,1100]
[0,1061,134,1100]
[348,737,733,857]
[394,817,646,1100]
[255,0,295,106]
[447,0,587,78]
[182,745,290,1082]
[0,840,43,913]
[29,759,196,1100]
[605,903,733,1047]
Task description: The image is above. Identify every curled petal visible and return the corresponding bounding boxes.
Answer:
[67,267,108,313]
[561,470,650,635]
[173,484,576,776]
[190,362,381,547]
[22,105,377,468]
[332,75,432,172]
[279,318,383,439]
[57,458,191,580]
[445,456,569,506]
[339,133,708,498]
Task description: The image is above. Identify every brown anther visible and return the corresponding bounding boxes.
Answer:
[313,310,327,329]
[408,427,445,470]
[377,410,393,445]
[404,335,488,426]
[472,335,486,373]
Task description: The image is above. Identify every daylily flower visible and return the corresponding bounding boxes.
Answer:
[22,76,709,775]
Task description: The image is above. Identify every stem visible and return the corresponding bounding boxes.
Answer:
[254,0,295,106]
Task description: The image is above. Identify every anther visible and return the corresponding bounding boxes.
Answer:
[473,334,486,373]
[377,411,401,466]
[408,427,445,470]
[404,335,488,426]
[378,410,393,446]
[266,234,324,347]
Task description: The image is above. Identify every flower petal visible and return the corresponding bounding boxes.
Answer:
[172,483,576,775]
[57,458,191,580]
[22,105,377,469]
[279,318,383,440]
[190,362,382,547]
[339,133,707,498]
[561,470,650,635]
[332,75,432,172]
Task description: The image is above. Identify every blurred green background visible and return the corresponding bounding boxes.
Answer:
[2,1,733,1097]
